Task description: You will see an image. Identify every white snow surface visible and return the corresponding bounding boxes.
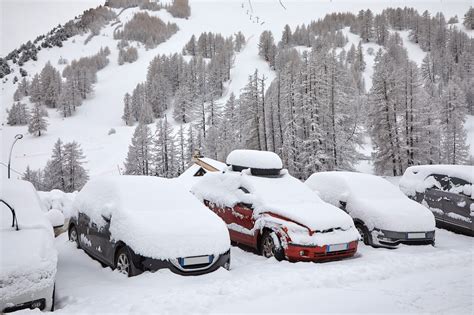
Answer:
[39,189,77,219]
[305,172,436,232]
[72,175,230,259]
[399,165,474,197]
[0,180,57,305]
[226,149,283,169]
[191,169,356,233]
[48,228,474,314]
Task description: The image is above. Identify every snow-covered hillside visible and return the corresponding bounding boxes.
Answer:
[1,0,472,180]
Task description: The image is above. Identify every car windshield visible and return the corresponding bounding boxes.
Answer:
[342,173,405,200]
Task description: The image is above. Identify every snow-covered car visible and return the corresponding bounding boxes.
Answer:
[305,172,436,248]
[191,150,360,262]
[0,180,57,313]
[69,176,231,277]
[400,165,473,236]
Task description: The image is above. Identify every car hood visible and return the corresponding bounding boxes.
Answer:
[348,197,436,232]
[0,228,57,301]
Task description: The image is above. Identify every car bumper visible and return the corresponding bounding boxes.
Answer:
[284,241,358,262]
[136,250,231,276]
[1,282,54,313]
[373,229,435,247]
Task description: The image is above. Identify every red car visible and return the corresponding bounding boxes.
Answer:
[192,150,359,262]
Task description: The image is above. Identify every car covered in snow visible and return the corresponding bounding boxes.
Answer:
[1,180,58,313]
[400,165,473,236]
[68,176,231,277]
[191,150,360,262]
[305,172,436,248]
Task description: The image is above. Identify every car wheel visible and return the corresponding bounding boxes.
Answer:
[68,225,80,249]
[115,247,134,277]
[260,231,285,261]
[356,223,371,245]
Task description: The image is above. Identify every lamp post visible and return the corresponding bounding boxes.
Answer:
[8,134,23,179]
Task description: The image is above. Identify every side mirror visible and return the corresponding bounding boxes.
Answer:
[46,209,65,229]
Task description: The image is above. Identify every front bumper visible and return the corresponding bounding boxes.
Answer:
[1,282,54,313]
[284,241,358,262]
[136,249,231,276]
[373,229,435,247]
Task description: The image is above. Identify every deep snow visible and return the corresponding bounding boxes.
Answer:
[42,229,474,314]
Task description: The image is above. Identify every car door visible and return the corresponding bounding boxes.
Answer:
[76,212,95,254]
[442,176,473,232]
[422,174,450,219]
[89,215,115,266]
[230,202,255,247]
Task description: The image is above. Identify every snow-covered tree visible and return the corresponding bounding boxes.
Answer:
[124,123,153,175]
[28,103,48,136]
[6,102,30,125]
[63,141,89,192]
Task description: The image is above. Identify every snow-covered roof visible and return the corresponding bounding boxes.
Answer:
[73,176,230,259]
[305,172,435,231]
[226,150,283,170]
[177,157,227,191]
[400,165,473,197]
[191,170,354,232]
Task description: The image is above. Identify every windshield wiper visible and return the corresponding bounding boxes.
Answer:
[0,199,19,230]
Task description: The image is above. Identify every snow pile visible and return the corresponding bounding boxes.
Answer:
[39,189,77,219]
[226,150,283,170]
[72,176,230,259]
[0,180,57,305]
[192,169,356,233]
[399,165,473,197]
[305,172,436,232]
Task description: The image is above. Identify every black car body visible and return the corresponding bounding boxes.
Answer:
[400,165,473,236]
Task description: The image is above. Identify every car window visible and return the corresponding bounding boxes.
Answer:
[426,174,450,191]
[449,176,472,197]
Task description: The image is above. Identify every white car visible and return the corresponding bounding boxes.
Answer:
[305,172,436,248]
[1,180,58,312]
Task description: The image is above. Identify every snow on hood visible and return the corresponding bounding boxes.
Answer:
[73,176,230,259]
[191,170,355,232]
[305,172,435,231]
[226,150,283,169]
[399,165,473,197]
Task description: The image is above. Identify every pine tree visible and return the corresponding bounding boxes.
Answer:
[122,92,134,125]
[63,141,89,192]
[6,102,30,125]
[28,103,48,136]
[124,124,152,175]
[43,138,66,191]
[29,74,42,104]
[463,7,473,30]
[151,116,177,178]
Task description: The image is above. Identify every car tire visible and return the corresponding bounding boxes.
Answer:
[115,246,135,277]
[260,230,285,261]
[356,223,371,245]
[68,225,80,249]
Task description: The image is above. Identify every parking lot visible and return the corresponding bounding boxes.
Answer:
[52,229,473,314]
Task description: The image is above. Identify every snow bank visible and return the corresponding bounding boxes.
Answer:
[39,189,77,219]
[305,172,435,232]
[226,150,283,170]
[72,176,230,259]
[399,165,473,197]
[191,169,356,233]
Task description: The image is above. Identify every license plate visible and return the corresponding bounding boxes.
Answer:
[181,255,211,266]
[327,243,348,252]
[408,232,425,239]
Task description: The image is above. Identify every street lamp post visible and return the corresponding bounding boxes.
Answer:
[8,134,23,179]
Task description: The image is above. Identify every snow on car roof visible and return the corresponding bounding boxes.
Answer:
[0,179,51,231]
[191,170,354,231]
[73,176,230,259]
[399,165,473,196]
[305,172,436,232]
[306,171,406,202]
[226,150,283,170]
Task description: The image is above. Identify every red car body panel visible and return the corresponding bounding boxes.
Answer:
[204,200,357,262]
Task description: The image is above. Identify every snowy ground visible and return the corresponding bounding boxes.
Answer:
[19,229,470,314]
